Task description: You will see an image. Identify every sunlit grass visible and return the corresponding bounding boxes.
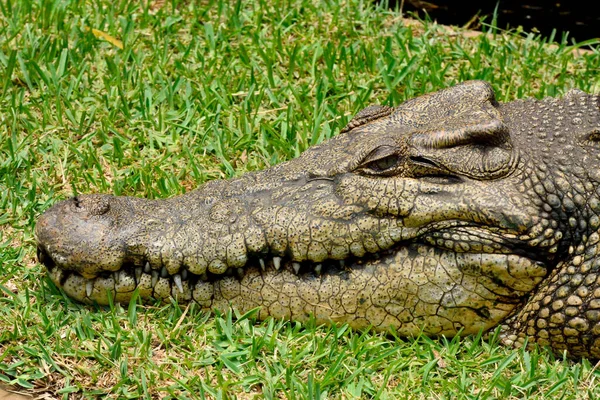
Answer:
[1,0,600,398]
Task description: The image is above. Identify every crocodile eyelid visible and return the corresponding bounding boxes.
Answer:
[360,145,400,164]
[409,155,439,169]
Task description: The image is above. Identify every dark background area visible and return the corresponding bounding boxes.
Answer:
[386,0,599,44]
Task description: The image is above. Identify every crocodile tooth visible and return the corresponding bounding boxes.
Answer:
[293,262,301,275]
[237,268,244,279]
[173,274,184,293]
[86,281,93,297]
[53,268,64,284]
[151,270,159,287]
[144,262,151,273]
[114,271,120,284]
[135,267,142,281]
[200,272,208,281]
[339,260,345,268]
[273,257,282,270]
[37,246,46,263]
[181,269,188,281]
[259,258,266,271]
[161,266,169,278]
[314,264,322,275]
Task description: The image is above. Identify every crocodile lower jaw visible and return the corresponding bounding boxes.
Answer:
[38,236,546,309]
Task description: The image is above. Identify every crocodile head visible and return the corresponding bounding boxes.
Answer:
[36,81,600,342]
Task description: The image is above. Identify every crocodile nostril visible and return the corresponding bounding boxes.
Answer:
[71,195,111,215]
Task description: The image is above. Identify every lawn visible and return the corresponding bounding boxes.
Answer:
[1,0,600,398]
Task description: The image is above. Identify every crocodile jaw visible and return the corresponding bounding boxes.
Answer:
[37,228,547,337]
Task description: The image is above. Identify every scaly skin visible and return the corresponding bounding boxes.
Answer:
[35,81,600,358]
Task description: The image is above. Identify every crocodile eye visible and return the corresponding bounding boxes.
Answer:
[356,145,403,176]
[364,154,401,172]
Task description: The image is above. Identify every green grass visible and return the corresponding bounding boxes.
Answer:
[1,0,600,398]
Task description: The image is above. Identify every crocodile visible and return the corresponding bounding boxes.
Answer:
[35,81,600,359]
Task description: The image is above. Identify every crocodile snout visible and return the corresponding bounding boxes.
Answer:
[35,194,133,278]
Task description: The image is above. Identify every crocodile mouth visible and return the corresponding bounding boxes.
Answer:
[38,246,392,297]
[37,223,551,305]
